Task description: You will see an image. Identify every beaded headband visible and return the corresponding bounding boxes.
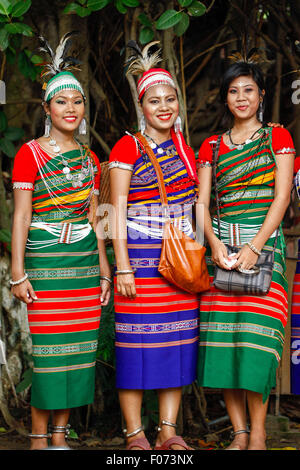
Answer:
[39,31,85,102]
[44,71,85,102]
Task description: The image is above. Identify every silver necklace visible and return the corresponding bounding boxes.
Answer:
[144,134,167,155]
[227,126,263,150]
[48,135,90,188]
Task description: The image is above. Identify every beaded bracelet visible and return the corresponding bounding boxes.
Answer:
[9,273,28,286]
[245,241,261,256]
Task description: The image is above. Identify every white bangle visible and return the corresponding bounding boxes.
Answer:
[245,242,261,256]
[100,275,112,284]
[9,273,28,286]
[115,269,136,275]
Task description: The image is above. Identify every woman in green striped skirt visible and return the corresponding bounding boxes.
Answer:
[196,59,295,449]
[10,36,111,450]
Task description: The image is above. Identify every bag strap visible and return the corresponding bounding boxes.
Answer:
[212,135,222,239]
[135,132,169,217]
[212,134,278,251]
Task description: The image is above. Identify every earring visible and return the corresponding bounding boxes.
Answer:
[79,117,87,135]
[174,115,182,133]
[258,102,264,123]
[44,114,51,137]
[140,114,146,134]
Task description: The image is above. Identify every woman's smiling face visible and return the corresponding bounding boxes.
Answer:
[44,89,85,133]
[141,84,179,134]
[226,75,264,121]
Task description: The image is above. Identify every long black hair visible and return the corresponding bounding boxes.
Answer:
[220,61,266,126]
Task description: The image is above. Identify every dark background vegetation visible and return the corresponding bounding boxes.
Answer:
[0,0,299,447]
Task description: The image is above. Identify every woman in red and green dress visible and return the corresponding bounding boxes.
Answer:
[11,68,111,449]
[197,60,295,450]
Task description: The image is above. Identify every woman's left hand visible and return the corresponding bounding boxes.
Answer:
[267,122,283,128]
[100,279,111,306]
[232,244,259,271]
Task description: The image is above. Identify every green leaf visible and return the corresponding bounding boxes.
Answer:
[77,0,86,4]
[63,2,91,18]
[138,12,152,27]
[0,228,11,243]
[5,22,32,36]
[156,9,182,30]
[139,26,154,44]
[16,368,33,393]
[0,137,15,157]
[0,26,9,50]
[177,0,193,6]
[0,0,12,17]
[87,0,110,10]
[187,0,206,16]
[4,126,24,141]
[5,45,16,64]
[0,427,7,433]
[114,0,127,14]
[18,50,37,81]
[25,52,43,65]
[174,11,189,36]
[11,0,31,18]
[63,2,76,13]
[76,6,91,16]
[68,429,79,439]
[0,110,7,132]
[122,0,139,6]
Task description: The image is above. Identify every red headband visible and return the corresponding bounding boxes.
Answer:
[137,68,176,101]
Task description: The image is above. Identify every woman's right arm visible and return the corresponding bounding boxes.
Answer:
[196,165,231,270]
[11,189,37,303]
[110,167,136,298]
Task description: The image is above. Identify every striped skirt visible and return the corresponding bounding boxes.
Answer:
[291,239,300,393]
[197,220,288,402]
[25,223,101,410]
[114,226,199,390]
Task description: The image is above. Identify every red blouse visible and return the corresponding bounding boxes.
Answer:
[109,130,199,184]
[198,127,296,164]
[12,141,101,190]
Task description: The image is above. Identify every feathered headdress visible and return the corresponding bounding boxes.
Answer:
[125,40,162,76]
[124,40,176,101]
[38,31,81,78]
[227,47,269,65]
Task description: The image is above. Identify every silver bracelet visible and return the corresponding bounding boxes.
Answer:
[100,275,112,284]
[115,269,136,275]
[9,273,28,286]
[245,241,261,256]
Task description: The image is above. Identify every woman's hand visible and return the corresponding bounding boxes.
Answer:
[232,244,259,271]
[267,122,283,128]
[100,279,111,306]
[211,238,233,270]
[117,273,136,299]
[11,279,38,304]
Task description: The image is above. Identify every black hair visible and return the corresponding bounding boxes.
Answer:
[220,61,266,125]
